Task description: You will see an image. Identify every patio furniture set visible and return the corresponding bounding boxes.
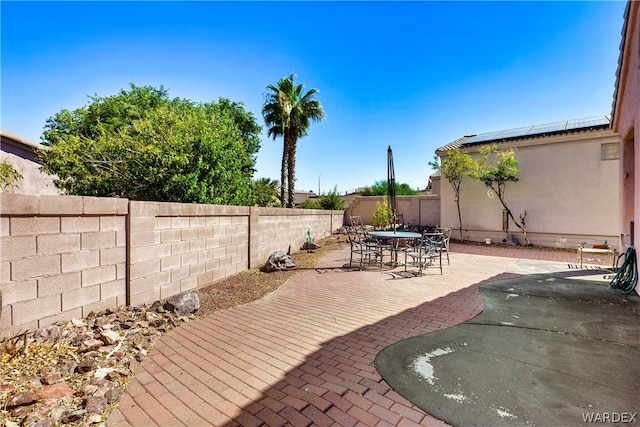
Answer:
[347,216,451,274]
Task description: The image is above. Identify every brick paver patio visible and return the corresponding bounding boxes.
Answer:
[107,243,583,426]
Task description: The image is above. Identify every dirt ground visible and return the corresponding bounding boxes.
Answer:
[196,234,347,317]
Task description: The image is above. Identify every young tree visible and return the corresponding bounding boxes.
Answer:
[429,149,475,241]
[472,145,530,245]
[262,74,325,208]
[39,84,261,205]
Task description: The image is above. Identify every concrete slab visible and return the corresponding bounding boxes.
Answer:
[375,274,640,427]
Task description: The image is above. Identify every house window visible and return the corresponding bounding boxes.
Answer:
[601,143,620,160]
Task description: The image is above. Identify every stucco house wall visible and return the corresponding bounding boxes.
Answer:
[612,1,639,253]
[611,1,639,295]
[437,122,619,248]
[0,130,58,195]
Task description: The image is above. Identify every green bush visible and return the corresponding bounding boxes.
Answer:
[319,186,344,210]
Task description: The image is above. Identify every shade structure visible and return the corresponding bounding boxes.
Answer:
[387,145,397,231]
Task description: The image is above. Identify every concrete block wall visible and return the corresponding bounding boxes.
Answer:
[0,193,128,337]
[251,208,342,267]
[128,201,250,307]
[1,194,345,337]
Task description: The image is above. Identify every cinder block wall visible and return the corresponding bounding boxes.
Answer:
[251,207,341,266]
[128,201,251,307]
[0,194,128,337]
[1,194,344,337]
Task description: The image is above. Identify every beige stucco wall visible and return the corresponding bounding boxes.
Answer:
[344,194,441,228]
[439,129,620,247]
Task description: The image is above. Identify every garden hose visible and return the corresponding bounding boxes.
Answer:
[609,246,638,294]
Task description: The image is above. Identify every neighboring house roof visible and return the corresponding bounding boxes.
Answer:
[0,129,43,161]
[1,129,58,195]
[436,115,611,153]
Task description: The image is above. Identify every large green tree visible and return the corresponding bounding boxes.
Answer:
[39,84,261,205]
[262,74,325,208]
[429,149,475,241]
[361,180,419,196]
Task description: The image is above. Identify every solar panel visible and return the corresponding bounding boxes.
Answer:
[463,131,502,145]
[460,116,610,146]
[495,126,534,140]
[527,121,567,134]
[566,116,610,131]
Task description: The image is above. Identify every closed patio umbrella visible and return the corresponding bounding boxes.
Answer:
[387,145,397,232]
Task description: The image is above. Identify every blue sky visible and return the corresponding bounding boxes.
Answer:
[1,1,627,195]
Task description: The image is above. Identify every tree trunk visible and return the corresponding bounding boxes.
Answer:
[280,138,288,207]
[287,135,297,208]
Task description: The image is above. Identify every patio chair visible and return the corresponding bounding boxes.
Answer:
[348,229,382,270]
[350,215,363,227]
[405,231,443,274]
[435,226,452,265]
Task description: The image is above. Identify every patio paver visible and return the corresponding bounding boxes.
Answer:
[107,243,582,426]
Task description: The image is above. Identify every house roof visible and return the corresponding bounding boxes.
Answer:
[0,129,43,152]
[436,115,611,153]
[611,1,631,124]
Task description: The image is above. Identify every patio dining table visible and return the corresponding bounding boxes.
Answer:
[369,230,422,267]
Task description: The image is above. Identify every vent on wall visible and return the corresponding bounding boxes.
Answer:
[601,143,620,160]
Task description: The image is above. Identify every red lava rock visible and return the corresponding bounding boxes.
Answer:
[76,357,98,373]
[35,383,74,401]
[41,371,62,385]
[80,338,103,353]
[10,404,34,417]
[85,395,107,414]
[6,391,38,408]
[0,383,16,394]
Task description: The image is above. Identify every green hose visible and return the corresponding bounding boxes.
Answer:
[609,246,638,294]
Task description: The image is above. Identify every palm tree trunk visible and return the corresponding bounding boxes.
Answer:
[287,134,297,208]
[280,139,288,207]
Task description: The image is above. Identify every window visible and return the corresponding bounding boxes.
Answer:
[601,143,620,160]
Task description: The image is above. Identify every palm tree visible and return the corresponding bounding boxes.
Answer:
[262,74,325,208]
[253,177,280,207]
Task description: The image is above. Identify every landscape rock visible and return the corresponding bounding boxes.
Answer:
[264,251,297,272]
[41,371,62,385]
[34,325,62,343]
[76,358,99,373]
[85,396,107,414]
[35,383,74,400]
[163,292,200,316]
[0,298,193,427]
[6,391,38,408]
[99,329,120,345]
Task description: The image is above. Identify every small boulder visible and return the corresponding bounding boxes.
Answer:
[163,292,200,316]
[264,251,296,272]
